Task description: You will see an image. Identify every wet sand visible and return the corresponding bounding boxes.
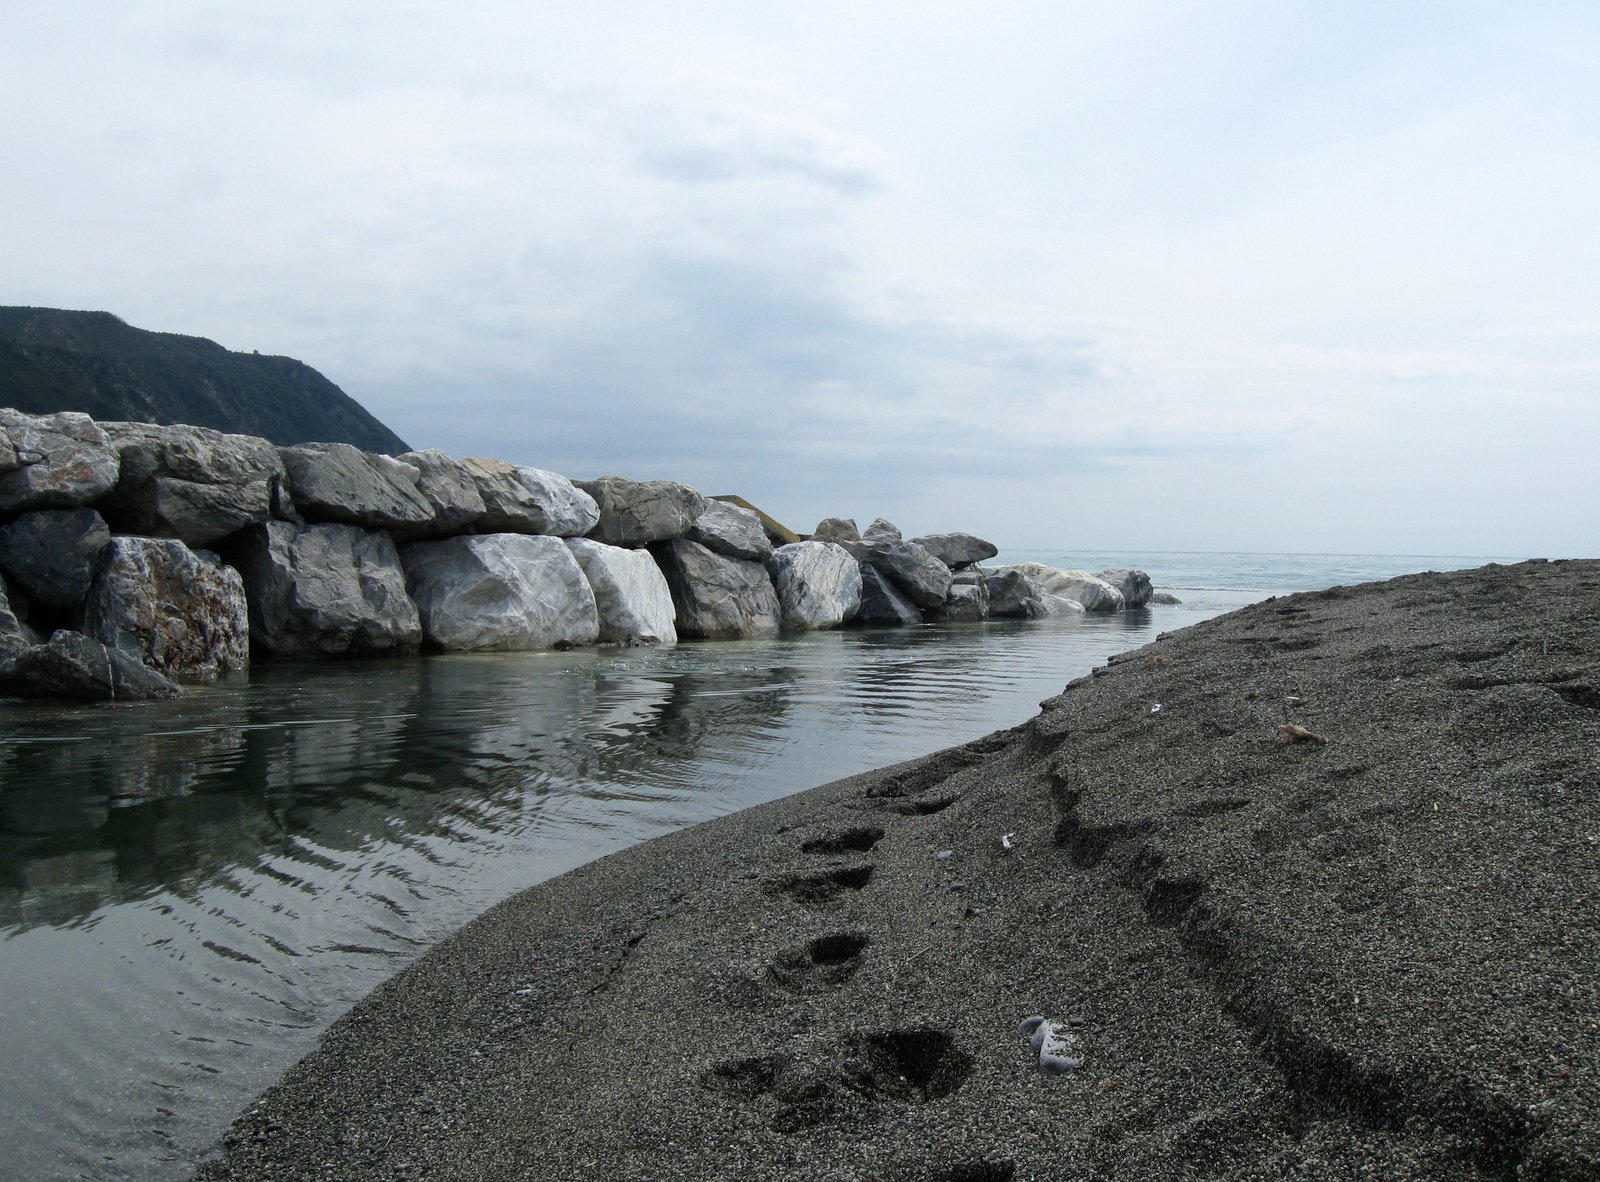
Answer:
[195,560,1599,1180]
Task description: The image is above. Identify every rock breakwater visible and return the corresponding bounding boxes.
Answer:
[0,408,1151,700]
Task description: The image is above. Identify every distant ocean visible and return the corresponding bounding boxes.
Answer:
[0,548,1529,1181]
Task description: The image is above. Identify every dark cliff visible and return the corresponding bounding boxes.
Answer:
[0,307,409,453]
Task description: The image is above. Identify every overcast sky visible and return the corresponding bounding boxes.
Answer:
[4,2,1597,556]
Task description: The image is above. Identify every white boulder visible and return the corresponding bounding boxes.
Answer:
[566,538,677,646]
[402,533,599,652]
[766,541,863,631]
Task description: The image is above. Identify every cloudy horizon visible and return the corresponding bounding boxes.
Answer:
[4,1,1597,557]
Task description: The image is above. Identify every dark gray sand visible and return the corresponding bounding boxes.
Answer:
[195,561,1599,1181]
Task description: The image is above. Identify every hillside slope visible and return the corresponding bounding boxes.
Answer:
[0,307,408,453]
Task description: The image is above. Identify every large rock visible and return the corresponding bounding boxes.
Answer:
[461,458,600,537]
[862,517,901,539]
[929,568,988,622]
[766,541,863,631]
[278,443,435,531]
[0,629,181,701]
[688,499,772,563]
[82,537,249,681]
[394,449,486,537]
[97,420,284,546]
[0,576,37,659]
[838,535,953,608]
[0,409,120,511]
[578,477,707,547]
[566,538,677,646]
[1000,563,1126,612]
[810,517,860,544]
[230,521,423,658]
[911,531,999,570]
[851,565,923,626]
[403,533,599,652]
[1097,568,1155,610]
[0,508,111,608]
[983,568,1051,619]
[649,538,781,640]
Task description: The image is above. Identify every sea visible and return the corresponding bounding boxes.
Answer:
[0,549,1528,1180]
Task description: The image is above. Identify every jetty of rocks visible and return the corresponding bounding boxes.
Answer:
[0,408,1152,701]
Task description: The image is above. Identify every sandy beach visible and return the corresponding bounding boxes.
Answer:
[194,559,1598,1181]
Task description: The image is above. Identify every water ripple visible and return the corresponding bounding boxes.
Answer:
[1,601,1252,1180]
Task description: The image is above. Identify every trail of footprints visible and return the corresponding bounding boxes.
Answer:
[702,763,1014,1182]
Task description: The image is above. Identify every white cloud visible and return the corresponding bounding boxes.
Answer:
[1,0,1596,556]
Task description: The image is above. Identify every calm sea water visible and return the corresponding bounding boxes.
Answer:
[0,550,1522,1180]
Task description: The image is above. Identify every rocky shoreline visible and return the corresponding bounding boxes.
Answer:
[193,559,1598,1180]
[0,408,1151,701]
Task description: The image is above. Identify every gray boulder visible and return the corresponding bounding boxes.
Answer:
[929,569,988,622]
[688,499,773,563]
[403,533,599,652]
[863,517,902,539]
[811,517,860,544]
[0,409,120,511]
[911,531,999,570]
[0,508,112,608]
[852,565,923,627]
[390,449,486,537]
[82,537,249,681]
[0,629,180,701]
[230,521,423,658]
[566,538,677,646]
[766,541,863,631]
[1097,568,1155,609]
[0,576,38,660]
[983,568,1051,619]
[278,443,435,531]
[1151,591,1183,606]
[999,563,1125,612]
[579,477,707,547]
[97,420,283,546]
[461,458,600,536]
[650,538,781,640]
[839,535,952,608]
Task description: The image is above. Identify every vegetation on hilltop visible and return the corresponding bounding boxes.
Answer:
[0,307,409,453]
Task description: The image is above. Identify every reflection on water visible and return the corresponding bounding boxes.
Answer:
[0,599,1244,1181]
